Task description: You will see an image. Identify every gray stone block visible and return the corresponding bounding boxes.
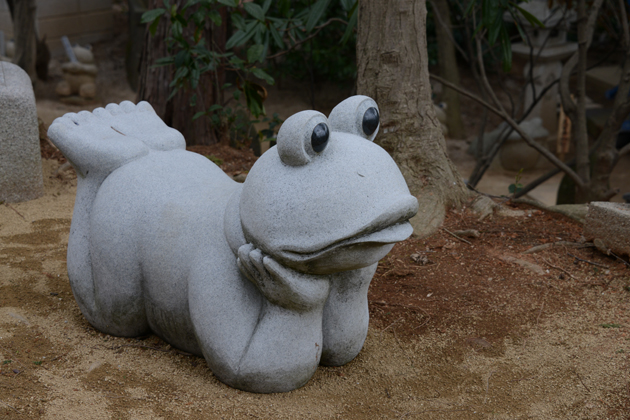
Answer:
[584,202,630,257]
[47,97,418,393]
[0,62,44,203]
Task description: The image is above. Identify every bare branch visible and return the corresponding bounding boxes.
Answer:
[267,18,348,60]
[475,35,504,113]
[429,74,585,187]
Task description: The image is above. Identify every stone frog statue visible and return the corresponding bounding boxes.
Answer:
[48,96,419,393]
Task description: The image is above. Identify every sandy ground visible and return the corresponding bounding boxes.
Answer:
[1,160,629,419]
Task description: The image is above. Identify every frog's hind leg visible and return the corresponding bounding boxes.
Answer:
[93,101,186,152]
[48,110,151,337]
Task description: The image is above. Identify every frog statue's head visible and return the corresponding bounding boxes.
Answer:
[238,96,419,275]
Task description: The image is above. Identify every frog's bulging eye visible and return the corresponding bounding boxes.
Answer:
[276,111,329,166]
[328,95,380,142]
[311,123,329,153]
[362,107,379,136]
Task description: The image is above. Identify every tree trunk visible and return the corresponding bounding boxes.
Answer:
[433,0,465,139]
[357,0,470,237]
[12,0,37,82]
[137,0,226,146]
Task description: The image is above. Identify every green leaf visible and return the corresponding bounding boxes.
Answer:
[170,3,178,17]
[226,30,247,50]
[514,4,545,28]
[340,0,356,12]
[244,2,265,22]
[252,68,274,85]
[217,0,237,7]
[464,0,476,16]
[174,50,189,67]
[149,17,161,36]
[172,20,183,38]
[278,0,290,16]
[500,25,512,72]
[153,56,174,66]
[174,13,188,27]
[209,104,223,112]
[488,15,502,45]
[305,0,331,32]
[226,21,257,49]
[167,87,180,101]
[509,9,528,42]
[269,24,285,49]
[172,66,189,82]
[141,8,165,24]
[231,13,246,30]
[192,111,206,120]
[261,0,272,14]
[208,9,222,26]
[247,44,265,63]
[482,0,500,29]
[340,6,357,45]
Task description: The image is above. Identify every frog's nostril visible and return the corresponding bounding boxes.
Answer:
[311,123,329,153]
[362,107,379,136]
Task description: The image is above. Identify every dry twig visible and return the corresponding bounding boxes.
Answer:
[3,203,27,221]
[522,241,593,254]
[568,252,610,269]
[484,370,496,404]
[380,317,404,342]
[0,399,20,414]
[610,251,630,269]
[574,368,591,393]
[442,228,472,245]
[541,257,576,279]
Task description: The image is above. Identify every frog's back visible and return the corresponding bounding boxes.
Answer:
[88,149,242,352]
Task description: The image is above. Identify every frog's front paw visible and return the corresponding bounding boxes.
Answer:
[237,244,330,311]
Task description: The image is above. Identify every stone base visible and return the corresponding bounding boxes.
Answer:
[0,62,44,203]
[584,202,630,257]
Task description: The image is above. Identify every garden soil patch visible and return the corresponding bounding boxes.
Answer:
[0,155,628,419]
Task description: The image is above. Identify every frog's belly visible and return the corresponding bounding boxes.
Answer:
[93,149,241,354]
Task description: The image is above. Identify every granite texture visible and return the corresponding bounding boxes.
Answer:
[48,97,418,393]
[584,202,630,257]
[0,61,44,203]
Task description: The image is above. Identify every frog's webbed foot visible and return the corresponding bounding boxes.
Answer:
[94,101,186,152]
[237,244,330,311]
[48,110,150,178]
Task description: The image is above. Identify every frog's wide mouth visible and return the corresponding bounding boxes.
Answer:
[271,195,418,273]
[278,221,413,261]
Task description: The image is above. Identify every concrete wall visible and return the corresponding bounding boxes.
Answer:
[0,0,113,57]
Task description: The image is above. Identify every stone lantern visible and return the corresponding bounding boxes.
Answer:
[504,0,577,135]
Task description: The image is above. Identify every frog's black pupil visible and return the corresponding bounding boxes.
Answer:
[362,107,379,136]
[311,123,329,153]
